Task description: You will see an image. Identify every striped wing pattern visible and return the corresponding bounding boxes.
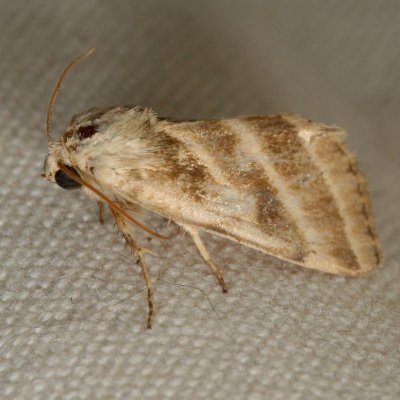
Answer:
[160,114,381,275]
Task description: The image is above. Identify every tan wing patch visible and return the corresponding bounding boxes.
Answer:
[243,115,360,272]
[193,120,306,261]
[146,133,214,202]
[307,125,381,273]
[163,119,307,262]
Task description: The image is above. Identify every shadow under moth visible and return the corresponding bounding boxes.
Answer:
[42,49,382,328]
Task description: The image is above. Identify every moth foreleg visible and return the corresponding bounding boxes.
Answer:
[135,249,154,330]
[110,208,154,329]
[185,226,227,293]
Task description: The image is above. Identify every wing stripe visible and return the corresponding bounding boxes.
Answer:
[163,115,368,274]
[195,120,307,261]
[237,115,360,273]
[164,121,305,258]
[299,118,381,272]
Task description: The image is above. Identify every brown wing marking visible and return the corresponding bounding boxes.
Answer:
[241,115,360,273]
[305,122,381,272]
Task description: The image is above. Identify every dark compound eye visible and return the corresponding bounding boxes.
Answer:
[54,166,81,190]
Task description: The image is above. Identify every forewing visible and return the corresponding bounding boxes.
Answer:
[158,114,381,276]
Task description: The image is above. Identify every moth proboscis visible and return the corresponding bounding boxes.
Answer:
[42,49,382,329]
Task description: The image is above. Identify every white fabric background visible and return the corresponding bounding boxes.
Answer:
[0,1,399,399]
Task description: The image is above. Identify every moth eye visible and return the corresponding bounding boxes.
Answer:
[54,166,81,190]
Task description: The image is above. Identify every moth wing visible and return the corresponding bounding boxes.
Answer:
[77,110,381,276]
[153,113,381,276]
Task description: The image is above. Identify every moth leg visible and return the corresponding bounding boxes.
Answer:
[110,208,154,329]
[135,249,154,330]
[97,201,105,225]
[185,227,227,293]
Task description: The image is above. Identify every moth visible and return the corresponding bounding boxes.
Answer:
[43,49,381,328]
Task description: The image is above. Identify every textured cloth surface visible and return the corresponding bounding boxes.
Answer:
[1,1,399,399]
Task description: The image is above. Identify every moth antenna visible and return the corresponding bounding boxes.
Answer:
[46,47,96,143]
[58,164,170,240]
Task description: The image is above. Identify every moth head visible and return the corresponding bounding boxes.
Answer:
[41,48,170,241]
[43,143,81,190]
